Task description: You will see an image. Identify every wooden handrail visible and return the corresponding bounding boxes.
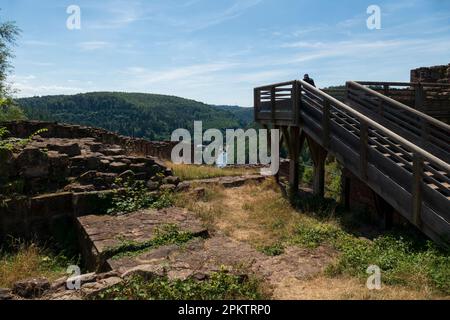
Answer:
[254,80,297,91]
[356,81,450,88]
[299,80,450,172]
[347,81,450,133]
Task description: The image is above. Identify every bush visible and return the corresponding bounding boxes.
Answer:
[107,179,174,215]
[92,270,265,300]
[290,218,450,294]
[259,243,284,256]
[0,104,26,122]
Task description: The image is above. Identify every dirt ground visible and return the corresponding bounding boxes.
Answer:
[178,179,448,300]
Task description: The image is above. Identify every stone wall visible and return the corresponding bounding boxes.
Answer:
[0,190,114,240]
[411,63,450,84]
[0,120,177,161]
[0,120,183,240]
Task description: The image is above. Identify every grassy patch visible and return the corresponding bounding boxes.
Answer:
[289,220,450,295]
[259,243,284,256]
[173,184,227,228]
[168,163,259,181]
[175,177,450,296]
[92,271,265,300]
[0,240,76,288]
[291,222,342,248]
[103,224,198,260]
[107,179,174,215]
[326,234,450,294]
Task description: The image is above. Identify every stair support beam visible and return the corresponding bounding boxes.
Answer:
[307,135,328,197]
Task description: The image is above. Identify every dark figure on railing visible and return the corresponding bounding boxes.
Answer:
[303,74,316,87]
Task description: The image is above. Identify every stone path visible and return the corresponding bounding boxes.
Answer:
[70,206,335,299]
[77,208,208,270]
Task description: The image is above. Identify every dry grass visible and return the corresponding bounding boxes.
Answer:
[273,275,448,300]
[174,183,228,229]
[0,242,68,288]
[174,178,449,300]
[175,178,321,249]
[166,162,259,181]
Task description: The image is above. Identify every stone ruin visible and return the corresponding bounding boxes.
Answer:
[411,63,450,84]
[0,120,180,240]
[0,121,277,301]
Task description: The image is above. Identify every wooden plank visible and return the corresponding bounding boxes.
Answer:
[360,121,368,180]
[422,184,450,222]
[288,126,302,195]
[412,154,424,226]
[421,206,450,246]
[322,100,331,148]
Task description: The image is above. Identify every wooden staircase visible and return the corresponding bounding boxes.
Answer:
[254,80,450,247]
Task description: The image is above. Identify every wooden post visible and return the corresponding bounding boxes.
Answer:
[412,153,423,227]
[414,83,424,112]
[274,124,283,183]
[288,126,301,197]
[253,88,260,122]
[420,118,428,149]
[270,86,276,122]
[359,121,369,181]
[373,192,394,229]
[281,126,290,151]
[292,81,300,126]
[307,136,327,197]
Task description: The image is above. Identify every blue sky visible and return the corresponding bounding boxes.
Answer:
[1,0,450,106]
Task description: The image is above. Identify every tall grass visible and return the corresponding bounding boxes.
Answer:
[167,163,259,181]
[0,241,74,288]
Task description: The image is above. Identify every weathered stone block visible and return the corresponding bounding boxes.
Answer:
[16,147,49,179]
[30,192,73,220]
[0,148,15,183]
[109,162,128,173]
[72,190,115,216]
[47,142,81,157]
[13,278,50,298]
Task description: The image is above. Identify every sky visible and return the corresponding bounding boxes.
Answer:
[1,0,450,106]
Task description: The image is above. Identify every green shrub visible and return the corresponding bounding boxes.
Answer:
[301,166,313,185]
[290,217,450,295]
[92,270,265,300]
[259,243,284,256]
[107,179,174,215]
[151,190,174,210]
[291,222,343,248]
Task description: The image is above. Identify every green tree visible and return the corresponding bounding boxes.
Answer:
[0,12,24,121]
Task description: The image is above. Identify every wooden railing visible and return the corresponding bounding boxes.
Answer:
[349,81,450,122]
[254,80,450,246]
[346,81,450,163]
[254,81,300,126]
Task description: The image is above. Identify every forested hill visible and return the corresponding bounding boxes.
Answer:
[17,92,253,141]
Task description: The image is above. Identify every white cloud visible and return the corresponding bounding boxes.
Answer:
[123,61,238,84]
[13,83,85,97]
[78,41,112,51]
